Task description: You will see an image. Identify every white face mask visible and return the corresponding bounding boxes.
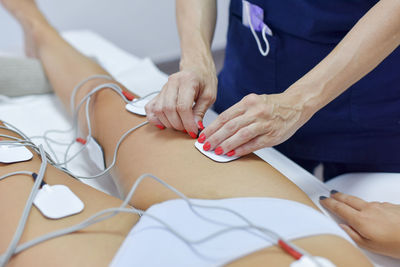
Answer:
[242,0,273,56]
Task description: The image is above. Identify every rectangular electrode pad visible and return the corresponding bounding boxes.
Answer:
[125,93,157,116]
[86,138,106,171]
[0,145,33,163]
[194,141,240,163]
[33,184,84,219]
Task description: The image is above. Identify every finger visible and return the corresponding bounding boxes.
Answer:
[153,92,173,129]
[330,191,368,211]
[320,197,363,229]
[215,122,263,155]
[202,100,246,141]
[233,135,270,156]
[339,224,370,248]
[192,87,216,126]
[177,81,198,137]
[145,97,166,129]
[162,82,185,130]
[205,114,254,151]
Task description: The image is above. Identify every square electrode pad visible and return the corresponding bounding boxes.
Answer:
[33,184,84,219]
[194,141,240,163]
[0,145,33,163]
[125,93,157,116]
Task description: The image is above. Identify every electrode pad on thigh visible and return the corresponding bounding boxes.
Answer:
[194,141,240,163]
[0,145,33,163]
[86,138,105,171]
[125,93,156,116]
[33,184,84,219]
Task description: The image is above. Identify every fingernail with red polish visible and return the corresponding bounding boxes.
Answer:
[215,146,224,155]
[198,133,206,143]
[203,142,211,151]
[189,132,197,139]
[198,120,204,130]
[182,130,187,133]
[156,124,165,130]
[226,150,236,157]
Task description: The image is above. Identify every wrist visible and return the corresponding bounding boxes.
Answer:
[179,50,216,75]
[281,81,326,123]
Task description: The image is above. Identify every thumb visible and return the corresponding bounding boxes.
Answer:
[192,93,215,129]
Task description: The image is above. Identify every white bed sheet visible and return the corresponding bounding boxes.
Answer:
[0,30,398,266]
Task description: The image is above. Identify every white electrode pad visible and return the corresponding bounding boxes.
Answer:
[86,138,105,171]
[125,93,157,116]
[194,141,240,163]
[0,145,33,163]
[291,256,336,267]
[33,184,84,219]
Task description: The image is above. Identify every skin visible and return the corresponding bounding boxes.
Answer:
[146,0,400,257]
[0,0,372,266]
[320,191,400,259]
[201,0,400,157]
[145,0,218,137]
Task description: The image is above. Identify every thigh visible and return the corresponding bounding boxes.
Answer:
[87,88,315,210]
[228,235,372,267]
[76,83,371,266]
[0,125,138,267]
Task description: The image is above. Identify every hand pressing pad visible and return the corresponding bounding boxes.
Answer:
[194,141,240,163]
[125,93,157,116]
[0,145,33,163]
[33,184,84,219]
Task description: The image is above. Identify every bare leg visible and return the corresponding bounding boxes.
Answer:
[0,125,138,267]
[1,1,372,266]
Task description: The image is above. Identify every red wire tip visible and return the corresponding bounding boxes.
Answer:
[122,91,135,101]
[76,137,87,145]
[278,239,303,260]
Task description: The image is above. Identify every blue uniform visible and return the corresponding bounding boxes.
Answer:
[214,0,400,179]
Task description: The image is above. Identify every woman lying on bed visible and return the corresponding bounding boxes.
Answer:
[0,0,394,266]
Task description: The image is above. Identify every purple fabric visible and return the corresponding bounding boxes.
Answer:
[248,2,265,31]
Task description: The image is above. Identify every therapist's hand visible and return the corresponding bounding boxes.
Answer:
[199,92,312,156]
[145,66,217,138]
[320,191,400,259]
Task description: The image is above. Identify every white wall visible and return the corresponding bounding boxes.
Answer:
[0,0,230,63]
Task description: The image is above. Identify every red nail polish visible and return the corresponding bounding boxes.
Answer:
[198,120,204,130]
[76,137,87,145]
[156,124,165,130]
[227,150,236,157]
[215,146,223,155]
[198,133,206,143]
[189,132,197,139]
[203,142,211,151]
[182,130,187,133]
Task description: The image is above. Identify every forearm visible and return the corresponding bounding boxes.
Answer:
[176,0,217,72]
[285,0,400,118]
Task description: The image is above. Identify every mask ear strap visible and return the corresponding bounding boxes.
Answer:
[246,4,271,57]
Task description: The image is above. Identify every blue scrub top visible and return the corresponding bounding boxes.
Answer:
[214,0,400,164]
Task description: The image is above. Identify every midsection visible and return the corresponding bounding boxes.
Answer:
[112,197,372,267]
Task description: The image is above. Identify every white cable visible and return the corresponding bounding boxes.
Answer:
[2,173,316,264]
[246,4,270,57]
[0,145,47,267]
